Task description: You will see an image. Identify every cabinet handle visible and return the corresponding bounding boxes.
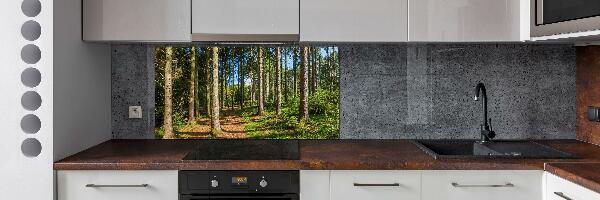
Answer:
[353,183,400,187]
[85,184,149,188]
[451,182,514,188]
[554,192,573,200]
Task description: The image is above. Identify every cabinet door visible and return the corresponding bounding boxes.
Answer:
[57,170,178,200]
[330,171,420,200]
[192,0,299,41]
[300,170,330,200]
[83,0,191,42]
[546,172,600,200]
[300,0,408,42]
[422,170,543,200]
[409,0,528,41]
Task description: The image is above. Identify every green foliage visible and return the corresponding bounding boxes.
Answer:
[309,89,339,116]
[241,92,340,139]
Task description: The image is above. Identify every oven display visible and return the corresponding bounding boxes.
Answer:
[232,177,248,185]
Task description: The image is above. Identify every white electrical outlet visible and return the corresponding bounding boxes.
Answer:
[129,106,143,119]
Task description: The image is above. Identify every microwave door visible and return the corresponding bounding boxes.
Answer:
[538,0,600,25]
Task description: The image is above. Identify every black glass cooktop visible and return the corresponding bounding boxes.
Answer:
[183,140,300,160]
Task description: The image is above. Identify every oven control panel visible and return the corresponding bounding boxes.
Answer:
[179,171,299,194]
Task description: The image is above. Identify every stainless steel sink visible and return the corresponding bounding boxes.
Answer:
[411,140,576,160]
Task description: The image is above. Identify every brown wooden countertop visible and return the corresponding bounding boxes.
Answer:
[54,139,600,171]
[545,162,600,194]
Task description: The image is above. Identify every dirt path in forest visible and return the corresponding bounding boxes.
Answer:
[177,108,249,139]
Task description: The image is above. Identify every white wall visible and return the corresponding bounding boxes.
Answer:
[0,0,54,199]
[53,0,111,161]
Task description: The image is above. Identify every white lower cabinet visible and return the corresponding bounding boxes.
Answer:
[422,170,543,200]
[330,171,421,200]
[301,170,548,200]
[57,170,178,200]
[300,170,331,200]
[545,172,600,200]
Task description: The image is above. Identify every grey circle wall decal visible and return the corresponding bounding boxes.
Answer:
[21,0,41,17]
[21,20,41,41]
[21,114,41,134]
[21,44,41,64]
[21,138,42,157]
[21,68,41,88]
[21,91,42,111]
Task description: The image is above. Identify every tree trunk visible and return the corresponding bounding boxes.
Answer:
[188,46,196,124]
[258,47,265,115]
[239,49,244,109]
[221,52,226,111]
[264,53,270,106]
[211,47,222,134]
[293,47,298,97]
[206,48,212,117]
[299,46,309,120]
[275,47,282,115]
[312,47,318,92]
[163,47,175,139]
[283,48,288,103]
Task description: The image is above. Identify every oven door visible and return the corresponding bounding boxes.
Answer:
[533,0,600,37]
[180,194,299,200]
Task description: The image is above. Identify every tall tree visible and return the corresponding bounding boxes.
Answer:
[249,48,255,107]
[258,47,265,115]
[283,48,288,102]
[312,47,318,92]
[264,50,270,105]
[299,46,309,120]
[239,48,245,109]
[275,47,282,115]
[188,46,196,123]
[293,47,298,96]
[211,47,222,134]
[163,47,175,139]
[205,48,212,117]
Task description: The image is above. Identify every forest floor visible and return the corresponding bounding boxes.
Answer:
[177,107,251,139]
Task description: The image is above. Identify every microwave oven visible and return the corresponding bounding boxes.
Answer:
[532,0,600,37]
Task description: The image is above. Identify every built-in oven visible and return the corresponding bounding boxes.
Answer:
[532,0,600,37]
[179,171,299,200]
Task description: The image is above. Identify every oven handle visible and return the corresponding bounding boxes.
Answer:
[180,194,298,200]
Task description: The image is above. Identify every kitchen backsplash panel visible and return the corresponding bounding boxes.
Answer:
[340,44,575,139]
[112,44,576,139]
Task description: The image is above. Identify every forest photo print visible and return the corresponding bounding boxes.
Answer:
[155,46,340,139]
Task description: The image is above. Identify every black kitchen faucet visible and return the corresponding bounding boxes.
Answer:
[474,83,495,143]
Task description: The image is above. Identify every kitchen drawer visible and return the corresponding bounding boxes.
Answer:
[57,170,178,200]
[422,170,543,200]
[545,172,600,200]
[330,170,420,200]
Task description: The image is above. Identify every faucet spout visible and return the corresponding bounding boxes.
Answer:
[474,83,495,142]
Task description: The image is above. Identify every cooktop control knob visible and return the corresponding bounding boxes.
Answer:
[259,179,268,188]
[211,180,219,188]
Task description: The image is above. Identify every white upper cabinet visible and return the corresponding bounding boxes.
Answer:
[192,0,300,41]
[82,0,191,42]
[409,0,530,42]
[300,0,409,42]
